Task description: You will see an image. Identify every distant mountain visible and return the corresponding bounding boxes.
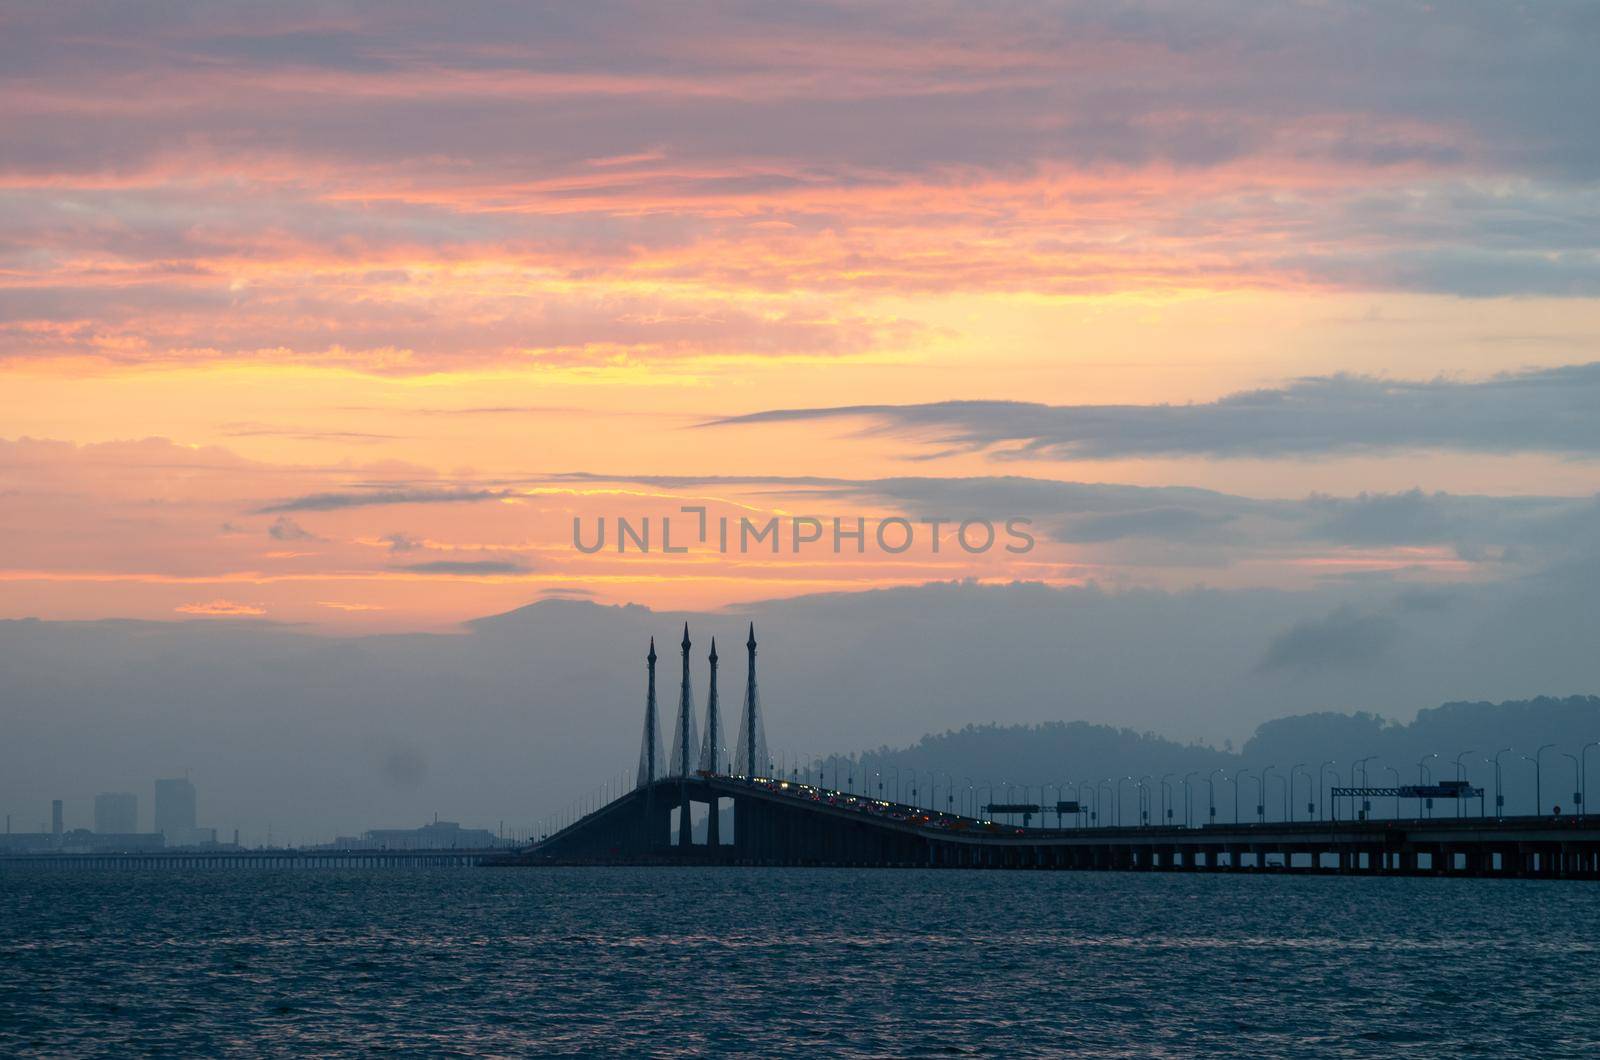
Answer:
[846,696,1600,821]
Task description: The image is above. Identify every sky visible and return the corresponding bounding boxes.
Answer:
[3,2,1600,834]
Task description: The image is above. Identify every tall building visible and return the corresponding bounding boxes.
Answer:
[51,799,63,836]
[95,792,138,834]
[154,777,197,837]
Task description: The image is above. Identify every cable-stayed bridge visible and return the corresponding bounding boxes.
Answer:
[495,627,1600,879]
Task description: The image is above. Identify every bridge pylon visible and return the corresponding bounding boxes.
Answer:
[700,639,726,845]
[669,623,698,847]
[733,622,768,779]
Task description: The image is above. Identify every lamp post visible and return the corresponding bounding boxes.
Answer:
[1260,765,1276,823]
[1161,773,1177,826]
[1492,748,1513,819]
[1353,755,1377,819]
[1453,750,1475,819]
[1183,772,1198,828]
[1288,763,1307,822]
[1117,776,1136,828]
[1534,744,1555,817]
[1562,753,1580,817]
[907,768,919,809]
[1231,768,1248,825]
[1318,761,1337,821]
[1208,767,1226,825]
[1417,753,1438,818]
[1583,743,1600,820]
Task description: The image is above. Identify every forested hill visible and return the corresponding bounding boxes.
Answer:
[847,696,1600,814]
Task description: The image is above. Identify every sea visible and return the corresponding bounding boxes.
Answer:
[2,867,1598,1057]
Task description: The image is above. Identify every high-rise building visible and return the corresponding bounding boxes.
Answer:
[51,799,63,836]
[94,792,138,834]
[154,778,197,838]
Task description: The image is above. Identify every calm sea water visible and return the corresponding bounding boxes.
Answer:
[2,867,1598,1057]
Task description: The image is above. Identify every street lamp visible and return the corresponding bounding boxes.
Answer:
[1183,772,1198,828]
[1562,753,1580,817]
[1534,744,1555,817]
[1493,748,1513,819]
[1161,773,1177,826]
[1207,767,1226,825]
[1318,761,1338,821]
[1453,750,1475,819]
[1353,755,1377,819]
[1260,765,1276,823]
[1118,776,1136,828]
[1417,753,1438,818]
[1289,763,1308,822]
[1583,743,1600,820]
[1232,768,1248,824]
[1242,769,1263,823]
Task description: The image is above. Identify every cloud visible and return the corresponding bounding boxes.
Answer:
[546,470,1600,564]
[1052,506,1240,544]
[256,488,513,513]
[1258,606,1399,675]
[706,363,1600,460]
[175,599,266,616]
[392,560,530,576]
[267,515,319,541]
[2,2,1600,375]
[381,532,425,553]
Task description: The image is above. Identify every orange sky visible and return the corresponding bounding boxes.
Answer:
[3,3,1599,629]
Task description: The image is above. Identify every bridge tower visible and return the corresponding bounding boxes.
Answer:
[699,638,727,847]
[733,622,769,778]
[636,638,668,849]
[636,637,664,787]
[699,639,726,775]
[668,623,699,847]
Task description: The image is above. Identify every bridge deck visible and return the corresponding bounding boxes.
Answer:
[499,775,1600,878]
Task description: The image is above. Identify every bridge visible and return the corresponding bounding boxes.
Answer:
[496,626,1600,879]
[0,848,496,871]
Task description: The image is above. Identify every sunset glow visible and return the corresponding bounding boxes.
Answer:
[4,3,1598,629]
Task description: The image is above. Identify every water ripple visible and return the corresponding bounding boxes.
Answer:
[2,868,1599,1057]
